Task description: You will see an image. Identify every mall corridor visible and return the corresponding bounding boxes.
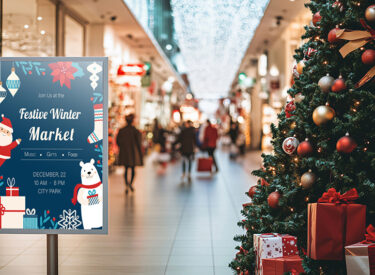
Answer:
[0,150,261,275]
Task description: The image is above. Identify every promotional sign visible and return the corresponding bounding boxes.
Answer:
[0,57,108,234]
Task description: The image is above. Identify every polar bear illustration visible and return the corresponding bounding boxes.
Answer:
[71,159,103,229]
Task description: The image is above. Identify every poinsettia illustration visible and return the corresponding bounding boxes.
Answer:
[48,62,78,89]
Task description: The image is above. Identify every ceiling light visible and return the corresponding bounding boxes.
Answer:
[37,16,43,21]
[171,0,270,99]
[24,24,29,29]
[40,30,46,35]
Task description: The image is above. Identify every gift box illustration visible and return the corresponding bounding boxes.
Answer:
[0,196,25,229]
[6,178,19,196]
[345,225,375,275]
[307,188,366,261]
[87,190,99,206]
[253,233,298,275]
[262,255,304,275]
[23,208,38,229]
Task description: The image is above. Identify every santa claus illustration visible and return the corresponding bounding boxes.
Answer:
[0,114,21,167]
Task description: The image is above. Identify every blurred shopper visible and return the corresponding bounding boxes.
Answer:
[175,120,196,182]
[228,122,239,159]
[203,120,219,172]
[237,130,246,156]
[116,114,143,194]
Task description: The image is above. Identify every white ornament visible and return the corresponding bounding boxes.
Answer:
[6,67,21,97]
[294,93,305,103]
[87,62,103,90]
[58,209,82,230]
[282,137,299,155]
[0,81,7,104]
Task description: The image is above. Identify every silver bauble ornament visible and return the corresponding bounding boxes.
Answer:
[301,170,316,189]
[318,74,334,93]
[365,5,375,23]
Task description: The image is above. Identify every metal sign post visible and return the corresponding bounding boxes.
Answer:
[47,234,58,275]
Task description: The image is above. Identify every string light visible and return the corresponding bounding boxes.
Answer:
[305,197,310,202]
[290,207,295,212]
[364,147,368,152]
[318,147,323,153]
[171,0,269,98]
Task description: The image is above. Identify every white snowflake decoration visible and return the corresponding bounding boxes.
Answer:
[58,209,82,230]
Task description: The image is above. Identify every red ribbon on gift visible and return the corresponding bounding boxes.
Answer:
[317,188,359,204]
[361,225,375,244]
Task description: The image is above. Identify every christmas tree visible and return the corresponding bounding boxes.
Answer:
[230,1,375,274]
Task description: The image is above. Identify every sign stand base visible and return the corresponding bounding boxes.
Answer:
[47,234,58,275]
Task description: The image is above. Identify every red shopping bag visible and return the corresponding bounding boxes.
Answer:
[197,157,213,172]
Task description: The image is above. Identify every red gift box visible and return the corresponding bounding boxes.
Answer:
[6,178,19,196]
[262,255,304,275]
[307,188,366,260]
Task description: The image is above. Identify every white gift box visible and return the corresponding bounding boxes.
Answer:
[0,196,26,229]
[345,242,375,275]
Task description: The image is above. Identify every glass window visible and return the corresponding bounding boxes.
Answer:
[2,0,56,57]
[64,15,84,56]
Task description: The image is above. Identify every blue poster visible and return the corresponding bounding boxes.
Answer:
[0,57,108,234]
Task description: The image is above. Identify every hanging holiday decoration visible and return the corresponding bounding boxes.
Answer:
[292,63,300,79]
[336,133,357,153]
[365,5,375,24]
[313,104,335,126]
[331,76,346,92]
[318,74,335,93]
[282,137,299,155]
[332,1,344,12]
[6,67,21,97]
[301,170,316,189]
[268,191,281,209]
[328,27,342,43]
[297,138,313,156]
[312,12,322,26]
[0,81,7,104]
[305,47,317,59]
[261,178,269,186]
[362,49,375,66]
[294,93,305,103]
[248,186,257,199]
[285,101,296,118]
[296,60,305,75]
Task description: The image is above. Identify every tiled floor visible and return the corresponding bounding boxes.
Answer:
[0,150,261,275]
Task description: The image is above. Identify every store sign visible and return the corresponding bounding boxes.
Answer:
[117,64,146,76]
[0,57,108,234]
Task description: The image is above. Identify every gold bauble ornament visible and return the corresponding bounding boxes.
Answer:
[296,60,305,75]
[365,5,375,23]
[301,170,316,189]
[312,104,335,126]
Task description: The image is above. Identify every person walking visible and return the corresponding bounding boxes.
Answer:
[175,120,196,182]
[116,114,143,194]
[203,120,219,172]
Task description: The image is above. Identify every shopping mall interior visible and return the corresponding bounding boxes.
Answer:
[1,0,375,274]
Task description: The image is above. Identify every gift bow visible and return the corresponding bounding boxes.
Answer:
[7,178,15,187]
[361,225,375,244]
[338,19,375,88]
[0,204,5,216]
[317,188,359,204]
[25,208,36,215]
[88,190,96,196]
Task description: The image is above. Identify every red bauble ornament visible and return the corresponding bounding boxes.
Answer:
[248,185,257,199]
[268,192,281,209]
[362,49,375,65]
[328,28,342,43]
[331,76,346,92]
[312,12,322,26]
[285,101,296,118]
[336,133,357,153]
[261,178,269,186]
[297,139,313,156]
[282,137,299,155]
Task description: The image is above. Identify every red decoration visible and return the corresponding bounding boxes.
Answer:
[362,49,375,65]
[312,12,322,26]
[285,101,296,118]
[261,178,269,186]
[48,62,78,89]
[248,186,257,199]
[282,137,299,155]
[336,133,357,153]
[307,188,366,260]
[362,224,375,244]
[268,192,281,209]
[328,28,342,43]
[331,77,347,92]
[297,139,313,156]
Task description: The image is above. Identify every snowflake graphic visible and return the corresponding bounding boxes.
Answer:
[58,209,82,230]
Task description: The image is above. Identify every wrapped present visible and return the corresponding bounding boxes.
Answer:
[307,188,366,260]
[0,196,25,229]
[87,190,99,206]
[6,178,19,196]
[254,233,298,275]
[23,208,38,229]
[345,225,375,275]
[262,255,304,275]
